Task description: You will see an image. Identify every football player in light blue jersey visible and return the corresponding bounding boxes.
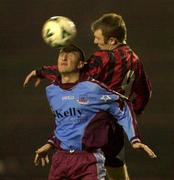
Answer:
[23,13,153,180]
[33,45,156,180]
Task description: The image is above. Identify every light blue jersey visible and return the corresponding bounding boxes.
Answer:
[46,80,140,151]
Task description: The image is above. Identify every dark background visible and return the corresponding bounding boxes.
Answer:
[1,0,174,179]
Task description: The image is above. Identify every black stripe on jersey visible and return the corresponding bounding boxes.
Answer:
[88,55,103,79]
[127,47,134,70]
[104,51,117,85]
[118,48,128,83]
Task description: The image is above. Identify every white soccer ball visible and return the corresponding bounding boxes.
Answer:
[42,16,77,47]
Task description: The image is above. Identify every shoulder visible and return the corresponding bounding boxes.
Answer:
[46,83,60,95]
[76,79,106,94]
[78,79,127,99]
[88,50,111,63]
[46,83,56,90]
[93,50,110,56]
[90,79,128,100]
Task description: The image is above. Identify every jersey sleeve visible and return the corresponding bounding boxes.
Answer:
[132,61,152,114]
[36,65,59,81]
[108,98,141,143]
[47,130,56,146]
[47,115,61,149]
[84,51,109,79]
[90,81,141,144]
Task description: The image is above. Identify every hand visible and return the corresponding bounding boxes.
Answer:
[132,142,157,158]
[34,143,53,167]
[23,70,41,87]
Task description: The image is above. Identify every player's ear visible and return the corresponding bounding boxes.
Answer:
[108,37,117,45]
[77,61,84,69]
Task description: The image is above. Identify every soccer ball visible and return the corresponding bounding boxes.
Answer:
[42,16,77,47]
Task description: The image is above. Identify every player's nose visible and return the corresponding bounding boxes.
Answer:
[61,54,68,61]
[94,38,98,44]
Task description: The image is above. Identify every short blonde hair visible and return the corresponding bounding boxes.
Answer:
[91,13,127,43]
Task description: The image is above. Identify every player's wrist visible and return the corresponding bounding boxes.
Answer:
[130,137,141,144]
[47,140,55,148]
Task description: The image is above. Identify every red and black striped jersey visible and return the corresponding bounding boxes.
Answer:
[36,44,151,114]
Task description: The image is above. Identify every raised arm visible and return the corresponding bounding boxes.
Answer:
[23,70,40,87]
[23,65,58,87]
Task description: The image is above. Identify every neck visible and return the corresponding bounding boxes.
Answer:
[109,42,122,50]
[61,72,80,84]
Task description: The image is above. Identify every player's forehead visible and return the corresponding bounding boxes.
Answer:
[94,29,105,42]
[59,51,79,58]
[60,50,77,55]
[94,29,103,37]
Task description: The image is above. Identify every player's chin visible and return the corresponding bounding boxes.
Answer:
[98,46,107,50]
[59,69,73,74]
[59,67,68,72]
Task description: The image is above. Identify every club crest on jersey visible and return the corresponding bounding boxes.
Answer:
[77,95,89,104]
[100,95,112,102]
